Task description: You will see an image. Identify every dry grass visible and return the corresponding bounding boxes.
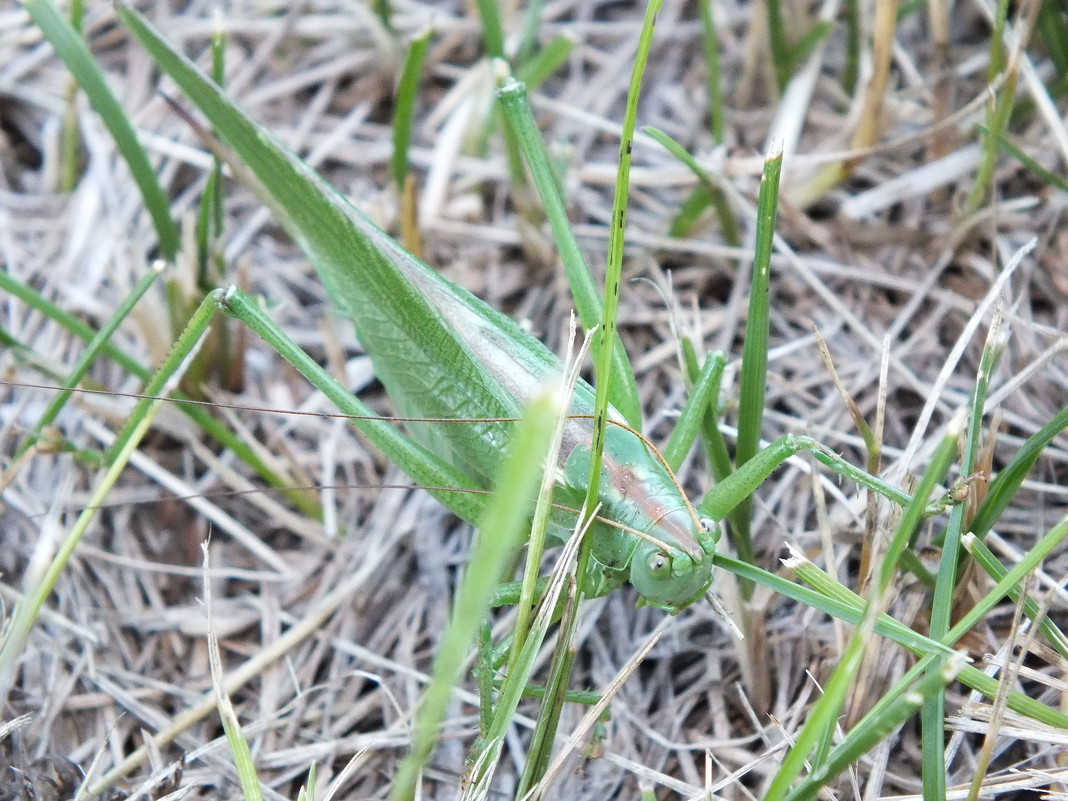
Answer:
[1,1,1068,799]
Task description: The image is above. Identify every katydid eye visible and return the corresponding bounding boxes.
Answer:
[646,551,672,578]
[699,517,715,532]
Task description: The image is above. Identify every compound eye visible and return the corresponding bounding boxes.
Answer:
[646,551,672,579]
[699,517,716,532]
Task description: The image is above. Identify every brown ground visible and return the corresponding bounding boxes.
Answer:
[1,1,1067,799]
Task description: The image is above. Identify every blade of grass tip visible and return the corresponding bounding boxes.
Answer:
[762,414,962,801]
[389,390,563,801]
[390,27,432,190]
[0,293,215,704]
[202,543,265,801]
[0,271,319,518]
[495,70,641,426]
[924,313,1004,800]
[14,261,166,460]
[371,0,394,34]
[23,0,179,260]
[698,0,726,142]
[297,764,317,801]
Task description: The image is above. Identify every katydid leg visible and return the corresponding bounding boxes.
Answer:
[698,433,915,524]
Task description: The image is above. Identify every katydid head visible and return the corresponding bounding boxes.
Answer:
[630,517,719,614]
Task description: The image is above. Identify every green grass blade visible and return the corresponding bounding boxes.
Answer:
[763,418,960,801]
[475,0,506,60]
[924,317,1003,797]
[203,544,265,801]
[1035,1,1068,82]
[963,533,1068,660]
[58,0,85,192]
[775,554,1068,728]
[0,293,216,704]
[518,7,664,790]
[22,0,179,260]
[764,0,792,91]
[391,27,432,189]
[731,145,783,575]
[842,0,861,91]
[989,126,1068,192]
[643,125,740,246]
[389,391,561,801]
[944,517,1068,650]
[962,0,1016,214]
[970,402,1068,539]
[496,75,641,426]
[14,262,165,459]
[789,21,833,67]
[583,0,663,517]
[195,14,226,281]
[515,0,546,65]
[780,656,965,801]
[514,35,574,89]
[698,0,726,142]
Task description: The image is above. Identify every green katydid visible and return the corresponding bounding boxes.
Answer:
[114,8,914,616]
